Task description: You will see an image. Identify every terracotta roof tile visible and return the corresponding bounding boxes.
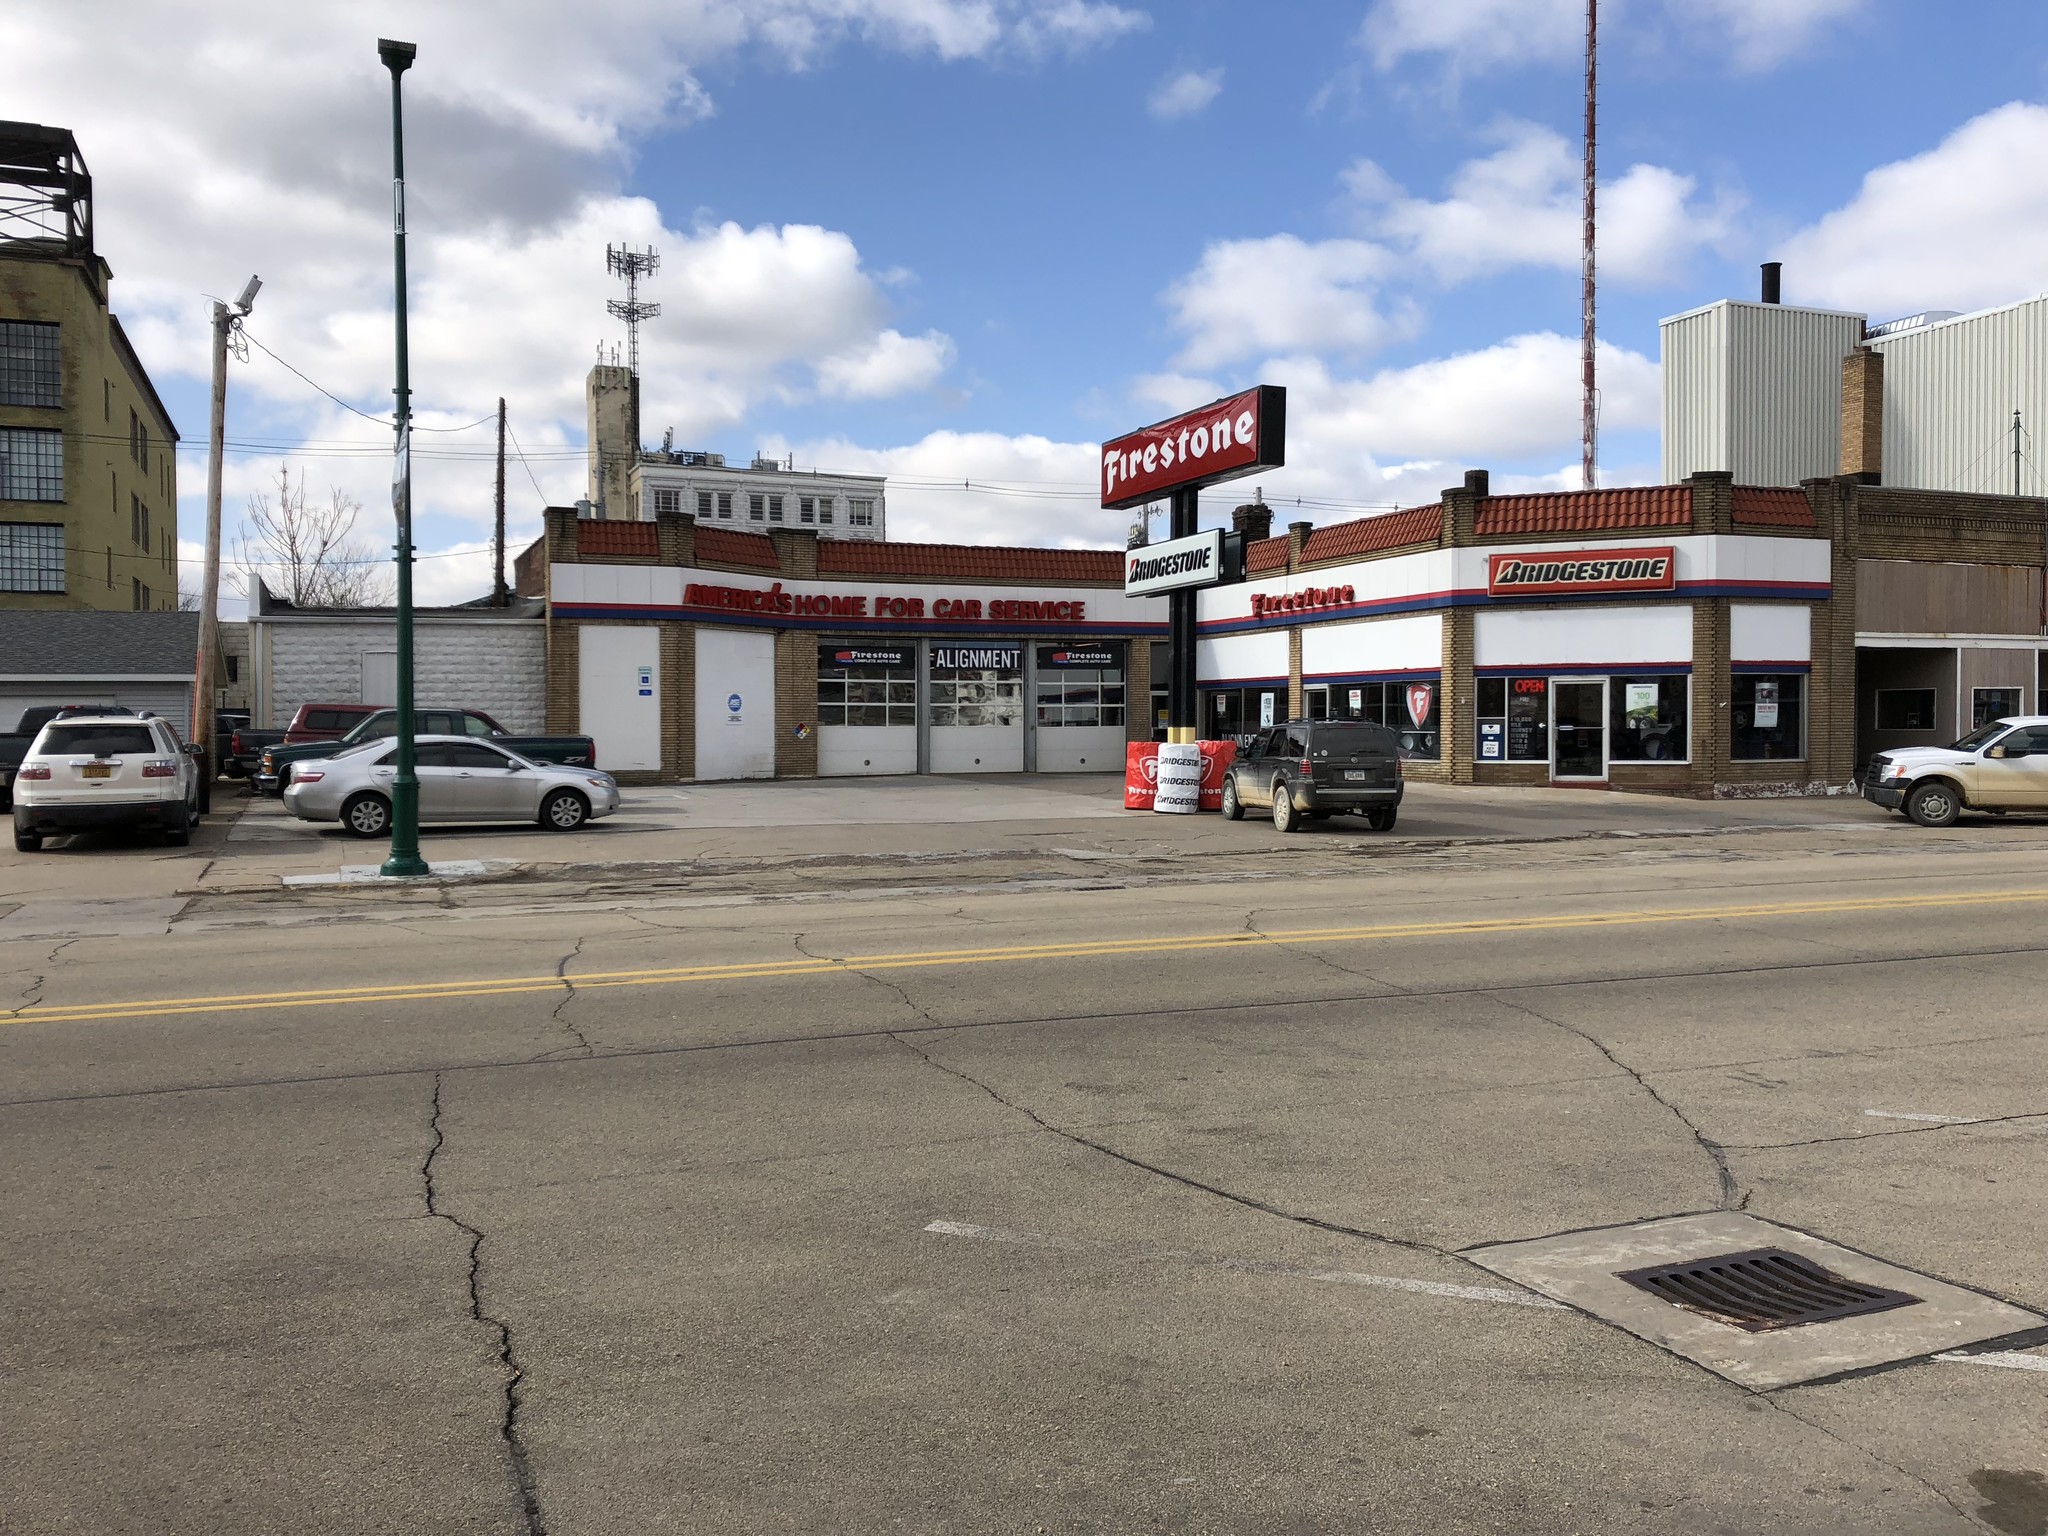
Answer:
[1300,505,1441,565]
[694,525,780,569]
[1732,486,1817,527]
[575,520,658,559]
[818,541,1122,584]
[1245,535,1290,573]
[1474,485,1693,536]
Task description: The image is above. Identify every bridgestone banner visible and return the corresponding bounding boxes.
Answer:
[1486,547,1677,598]
[1125,529,1224,597]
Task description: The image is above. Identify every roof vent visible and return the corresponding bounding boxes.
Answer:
[1866,311,1961,340]
[1760,262,1781,305]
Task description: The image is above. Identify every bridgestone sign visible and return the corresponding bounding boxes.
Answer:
[1486,547,1677,598]
[1125,529,1223,597]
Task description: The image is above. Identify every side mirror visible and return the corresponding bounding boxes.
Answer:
[182,742,205,758]
[2004,745,2031,760]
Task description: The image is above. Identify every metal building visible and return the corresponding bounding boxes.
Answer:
[1867,295,2048,497]
[1660,299,1866,485]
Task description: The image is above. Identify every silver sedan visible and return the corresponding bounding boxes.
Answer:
[282,735,621,837]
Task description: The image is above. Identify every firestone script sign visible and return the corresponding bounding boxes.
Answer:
[1486,548,1677,598]
[1101,386,1286,510]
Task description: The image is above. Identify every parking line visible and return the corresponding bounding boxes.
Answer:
[1935,1350,2048,1374]
[9,884,2048,1029]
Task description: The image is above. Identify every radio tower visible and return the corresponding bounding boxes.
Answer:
[1581,0,1598,490]
[605,244,661,375]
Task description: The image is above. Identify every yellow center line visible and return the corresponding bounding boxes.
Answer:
[8,885,2048,1028]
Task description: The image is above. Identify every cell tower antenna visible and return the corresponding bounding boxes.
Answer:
[1581,0,1598,491]
[606,243,661,375]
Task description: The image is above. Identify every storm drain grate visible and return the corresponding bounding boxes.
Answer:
[1616,1247,1922,1332]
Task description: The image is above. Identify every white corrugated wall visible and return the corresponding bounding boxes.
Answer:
[1660,306,1728,482]
[1871,296,2048,495]
[1727,303,1865,485]
[1661,301,1864,485]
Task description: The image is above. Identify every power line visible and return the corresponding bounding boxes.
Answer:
[236,326,495,432]
[503,420,551,506]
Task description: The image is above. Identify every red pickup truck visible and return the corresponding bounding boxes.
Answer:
[282,703,383,745]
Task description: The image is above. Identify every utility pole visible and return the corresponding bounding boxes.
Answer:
[494,396,508,605]
[379,36,428,879]
[194,274,260,774]
[2014,408,2023,499]
[1581,0,1598,491]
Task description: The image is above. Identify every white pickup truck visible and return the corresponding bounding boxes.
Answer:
[1863,716,2048,826]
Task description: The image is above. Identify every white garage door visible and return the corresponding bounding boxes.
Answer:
[694,627,776,780]
[0,682,193,734]
[578,626,662,773]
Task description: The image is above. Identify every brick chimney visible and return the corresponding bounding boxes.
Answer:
[1286,520,1312,573]
[1841,347,1883,483]
[1232,500,1273,543]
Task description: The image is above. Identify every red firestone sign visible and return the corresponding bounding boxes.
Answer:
[1101,386,1286,510]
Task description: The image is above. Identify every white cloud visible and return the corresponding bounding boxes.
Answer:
[1347,122,1738,286]
[1782,102,2048,317]
[1,0,1144,600]
[1355,0,1870,75]
[772,330,1660,548]
[1147,67,1224,120]
[1166,235,1409,369]
[1358,0,1581,74]
[815,329,957,398]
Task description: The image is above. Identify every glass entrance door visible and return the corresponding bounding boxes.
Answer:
[1552,679,1607,780]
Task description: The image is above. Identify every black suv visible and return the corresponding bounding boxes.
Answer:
[1221,719,1404,833]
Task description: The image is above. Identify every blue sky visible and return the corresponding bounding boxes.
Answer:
[13,1,2048,606]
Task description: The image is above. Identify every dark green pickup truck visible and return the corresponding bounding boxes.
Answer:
[254,708,595,794]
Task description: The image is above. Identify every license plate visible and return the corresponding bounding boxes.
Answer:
[82,764,112,779]
[1344,769,1367,781]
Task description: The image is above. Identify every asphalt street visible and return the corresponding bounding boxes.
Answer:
[4,787,2048,1533]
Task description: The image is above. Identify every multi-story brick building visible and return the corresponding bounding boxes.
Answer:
[0,121,181,613]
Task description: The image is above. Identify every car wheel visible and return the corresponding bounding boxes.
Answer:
[1905,780,1962,828]
[1220,776,1243,821]
[1365,806,1398,832]
[164,811,191,847]
[1271,785,1299,834]
[13,826,39,853]
[342,792,393,839]
[542,789,589,831]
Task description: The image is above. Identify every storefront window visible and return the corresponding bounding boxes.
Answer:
[1204,687,1281,742]
[1036,644,1125,727]
[816,645,914,727]
[1875,688,1936,731]
[1476,676,1548,762]
[1314,679,1439,759]
[932,645,1022,727]
[1972,688,2024,729]
[1732,673,1805,760]
[1610,676,1689,763]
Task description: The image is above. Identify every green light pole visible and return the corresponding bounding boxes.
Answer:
[378,37,428,878]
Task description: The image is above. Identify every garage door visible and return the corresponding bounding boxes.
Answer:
[0,682,193,734]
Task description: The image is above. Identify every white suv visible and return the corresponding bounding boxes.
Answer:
[1863,716,2048,826]
[12,713,202,852]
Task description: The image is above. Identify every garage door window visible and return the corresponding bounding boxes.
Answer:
[932,646,1021,727]
[817,646,914,727]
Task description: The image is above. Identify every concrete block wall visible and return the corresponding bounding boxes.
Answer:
[266,620,545,732]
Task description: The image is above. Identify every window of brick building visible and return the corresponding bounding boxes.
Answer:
[0,522,65,592]
[0,321,61,408]
[0,427,65,501]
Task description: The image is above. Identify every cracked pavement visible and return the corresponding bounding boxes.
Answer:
[4,805,2048,1532]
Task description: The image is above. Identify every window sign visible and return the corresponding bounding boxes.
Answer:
[1405,683,1434,730]
[1259,691,1276,728]
[1507,678,1548,761]
[1348,688,1363,714]
[637,666,653,698]
[1753,678,1779,730]
[1479,720,1505,761]
[727,692,744,721]
[1624,682,1660,722]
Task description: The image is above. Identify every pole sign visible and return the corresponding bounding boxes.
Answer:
[1101,385,1286,510]
[1125,529,1223,597]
